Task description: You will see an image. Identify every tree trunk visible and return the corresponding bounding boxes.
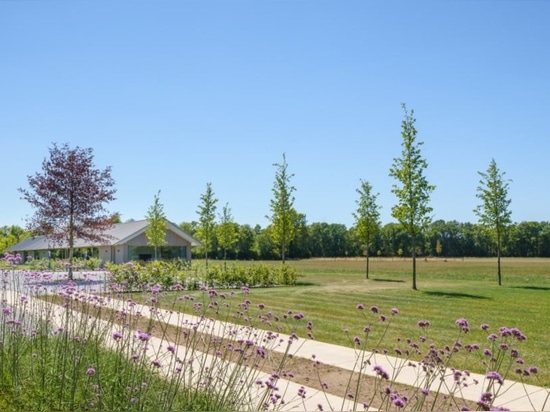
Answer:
[497,234,502,286]
[365,249,370,279]
[411,235,417,290]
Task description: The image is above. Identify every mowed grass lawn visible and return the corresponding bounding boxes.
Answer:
[146,257,550,386]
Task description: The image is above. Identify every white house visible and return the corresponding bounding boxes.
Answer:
[8,220,202,265]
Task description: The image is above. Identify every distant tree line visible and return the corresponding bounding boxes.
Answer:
[178,219,550,261]
[4,219,550,260]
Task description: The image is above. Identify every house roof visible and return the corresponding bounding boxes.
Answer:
[7,219,202,252]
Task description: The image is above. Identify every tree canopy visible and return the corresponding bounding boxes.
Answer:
[268,153,297,264]
[474,158,512,286]
[389,104,435,290]
[18,143,116,278]
[196,182,218,268]
[145,190,167,260]
[352,179,381,279]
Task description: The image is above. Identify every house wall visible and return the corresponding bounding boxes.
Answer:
[114,246,127,264]
[101,247,112,265]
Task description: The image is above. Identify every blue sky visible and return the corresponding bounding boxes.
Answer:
[1,0,549,229]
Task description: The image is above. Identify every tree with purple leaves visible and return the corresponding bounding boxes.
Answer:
[19,142,116,279]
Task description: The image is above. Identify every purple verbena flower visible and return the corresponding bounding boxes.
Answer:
[486,371,504,385]
[137,331,150,342]
[455,318,470,333]
[373,365,390,380]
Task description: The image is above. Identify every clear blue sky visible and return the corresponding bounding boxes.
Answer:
[1,0,549,229]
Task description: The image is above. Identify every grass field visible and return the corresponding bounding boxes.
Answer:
[143,257,550,387]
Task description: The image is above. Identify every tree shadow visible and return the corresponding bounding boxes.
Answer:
[295,281,320,287]
[422,290,490,300]
[511,286,550,291]
[371,279,406,283]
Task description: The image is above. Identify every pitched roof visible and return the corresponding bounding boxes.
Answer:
[7,220,201,251]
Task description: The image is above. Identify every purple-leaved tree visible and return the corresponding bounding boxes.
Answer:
[19,143,117,279]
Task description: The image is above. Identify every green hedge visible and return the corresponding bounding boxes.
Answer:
[106,260,298,292]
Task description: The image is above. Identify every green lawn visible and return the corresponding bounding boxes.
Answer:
[142,257,550,387]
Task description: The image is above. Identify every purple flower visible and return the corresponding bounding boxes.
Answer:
[373,365,390,380]
[417,320,431,328]
[152,360,162,368]
[480,323,490,330]
[455,318,470,333]
[353,336,361,346]
[393,397,406,408]
[391,307,399,315]
[356,303,365,310]
[529,366,539,374]
[486,371,504,385]
[137,331,150,342]
[500,327,512,337]
[112,331,123,341]
[86,367,96,376]
[370,305,379,314]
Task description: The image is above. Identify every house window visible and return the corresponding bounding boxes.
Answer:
[128,246,187,261]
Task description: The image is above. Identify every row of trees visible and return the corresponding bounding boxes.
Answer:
[187,104,514,288]
[12,104,517,288]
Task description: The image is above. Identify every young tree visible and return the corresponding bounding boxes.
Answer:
[1,225,30,253]
[435,239,443,257]
[352,179,381,279]
[196,182,218,268]
[268,153,297,264]
[19,143,116,279]
[474,158,512,286]
[217,202,238,260]
[145,190,167,260]
[389,104,435,290]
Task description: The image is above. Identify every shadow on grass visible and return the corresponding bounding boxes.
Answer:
[511,285,550,291]
[371,279,406,283]
[295,281,320,287]
[422,290,491,300]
